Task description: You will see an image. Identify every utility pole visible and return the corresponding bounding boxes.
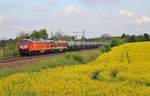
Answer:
[73,30,85,40]
[82,30,85,40]
[51,30,53,37]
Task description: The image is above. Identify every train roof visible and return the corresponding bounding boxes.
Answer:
[20,39,101,43]
[21,39,51,42]
[20,39,68,43]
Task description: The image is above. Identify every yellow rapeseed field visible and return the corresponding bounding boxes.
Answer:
[0,42,150,96]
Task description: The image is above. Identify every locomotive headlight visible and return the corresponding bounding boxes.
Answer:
[24,45,28,48]
[20,45,23,49]
[20,45,28,49]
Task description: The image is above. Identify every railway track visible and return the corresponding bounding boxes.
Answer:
[0,48,97,68]
[0,52,63,68]
[0,57,28,63]
[0,53,60,63]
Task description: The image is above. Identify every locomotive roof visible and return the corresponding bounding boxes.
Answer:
[21,39,51,42]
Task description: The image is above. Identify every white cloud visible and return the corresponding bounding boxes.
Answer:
[120,10,150,24]
[137,16,150,24]
[0,16,7,23]
[120,10,134,17]
[62,6,82,16]
[81,0,120,5]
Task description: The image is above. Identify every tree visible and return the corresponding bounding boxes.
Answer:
[50,32,62,40]
[101,34,112,42]
[136,35,145,42]
[18,31,30,39]
[40,29,48,39]
[30,30,39,38]
[30,29,48,39]
[144,33,149,41]
[50,32,75,41]
[128,35,137,42]
[121,34,130,42]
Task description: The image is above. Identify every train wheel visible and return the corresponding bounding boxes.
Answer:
[19,52,25,56]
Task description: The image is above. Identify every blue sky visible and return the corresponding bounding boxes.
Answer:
[0,0,150,39]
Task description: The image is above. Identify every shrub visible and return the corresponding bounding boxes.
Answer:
[99,46,106,53]
[64,53,72,59]
[110,69,118,78]
[99,44,111,53]
[71,53,86,64]
[64,53,87,64]
[111,38,124,47]
[104,44,111,52]
[91,70,101,80]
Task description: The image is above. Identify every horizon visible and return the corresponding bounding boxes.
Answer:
[0,0,150,39]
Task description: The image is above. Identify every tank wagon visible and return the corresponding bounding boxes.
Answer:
[18,39,101,56]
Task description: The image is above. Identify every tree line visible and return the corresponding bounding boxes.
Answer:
[0,28,150,48]
[18,29,48,39]
[111,33,150,47]
[121,33,150,42]
[17,29,75,41]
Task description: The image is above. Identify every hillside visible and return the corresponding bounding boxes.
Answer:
[0,42,150,96]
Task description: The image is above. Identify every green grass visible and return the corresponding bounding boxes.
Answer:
[0,44,19,58]
[0,49,101,78]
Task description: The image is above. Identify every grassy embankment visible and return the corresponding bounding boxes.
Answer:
[0,49,101,78]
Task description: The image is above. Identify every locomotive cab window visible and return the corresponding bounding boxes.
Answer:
[20,41,30,45]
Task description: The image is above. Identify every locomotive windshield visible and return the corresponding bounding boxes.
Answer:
[20,41,29,45]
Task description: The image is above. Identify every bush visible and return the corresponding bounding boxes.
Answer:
[91,70,101,80]
[72,53,86,64]
[104,44,111,52]
[111,38,124,47]
[64,53,86,64]
[99,44,111,53]
[110,69,118,78]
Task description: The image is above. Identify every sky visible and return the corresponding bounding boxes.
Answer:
[0,0,150,39]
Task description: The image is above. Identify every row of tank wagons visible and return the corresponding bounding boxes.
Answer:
[67,41,101,50]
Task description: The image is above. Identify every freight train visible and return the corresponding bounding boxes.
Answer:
[18,39,102,56]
